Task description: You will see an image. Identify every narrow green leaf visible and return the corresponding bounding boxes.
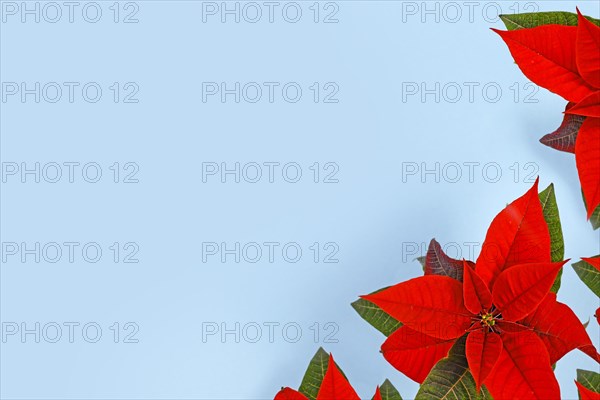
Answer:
[500,12,600,30]
[298,348,330,400]
[377,379,403,400]
[590,203,600,230]
[539,184,565,262]
[539,184,565,292]
[572,257,600,298]
[582,192,600,230]
[352,288,402,337]
[297,348,350,400]
[416,336,492,400]
[550,268,563,294]
[577,369,600,393]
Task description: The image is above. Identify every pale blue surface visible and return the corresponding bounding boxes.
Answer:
[1,1,599,399]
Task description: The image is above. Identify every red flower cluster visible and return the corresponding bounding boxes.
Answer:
[363,180,599,399]
[494,10,600,219]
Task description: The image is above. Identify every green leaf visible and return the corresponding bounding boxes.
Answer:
[297,348,350,400]
[539,184,565,292]
[572,257,600,298]
[417,256,427,270]
[582,191,600,230]
[352,288,402,337]
[298,348,330,400]
[376,379,403,400]
[550,266,563,294]
[500,12,600,30]
[577,369,600,393]
[589,203,600,230]
[416,336,492,400]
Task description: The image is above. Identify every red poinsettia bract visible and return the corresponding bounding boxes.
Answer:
[363,180,599,399]
[582,256,600,272]
[494,10,600,218]
[274,354,366,400]
[576,381,600,400]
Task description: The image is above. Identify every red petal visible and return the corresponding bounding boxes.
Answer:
[466,330,503,390]
[495,320,531,333]
[316,355,360,400]
[540,104,585,153]
[493,26,595,103]
[521,293,600,364]
[463,261,492,315]
[373,387,382,400]
[485,331,560,400]
[476,179,551,288]
[596,307,600,326]
[381,326,455,383]
[275,388,308,400]
[361,276,472,340]
[575,117,600,218]
[425,238,469,282]
[576,381,600,400]
[492,261,565,322]
[568,91,600,117]
[582,257,600,272]
[577,9,600,88]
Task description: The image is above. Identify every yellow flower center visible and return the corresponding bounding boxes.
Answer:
[481,312,496,327]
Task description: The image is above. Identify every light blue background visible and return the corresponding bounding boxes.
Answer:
[1,1,599,398]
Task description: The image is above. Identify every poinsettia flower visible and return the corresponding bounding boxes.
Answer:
[274,354,360,400]
[494,9,600,218]
[363,180,599,399]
